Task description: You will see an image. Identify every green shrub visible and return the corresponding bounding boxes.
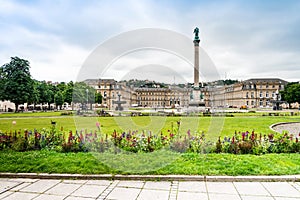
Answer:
[11,137,27,152]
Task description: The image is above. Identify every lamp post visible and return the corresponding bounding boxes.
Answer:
[86,89,89,111]
[275,89,279,110]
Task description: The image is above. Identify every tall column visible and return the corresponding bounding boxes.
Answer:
[193,27,200,89]
[194,40,200,88]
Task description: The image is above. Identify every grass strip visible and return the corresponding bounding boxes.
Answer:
[1,150,299,175]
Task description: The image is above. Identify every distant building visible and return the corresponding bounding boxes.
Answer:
[207,78,288,108]
[134,86,191,108]
[84,79,191,109]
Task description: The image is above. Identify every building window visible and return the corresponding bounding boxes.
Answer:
[251,92,254,98]
[266,91,269,98]
[246,101,249,106]
[246,92,249,98]
[259,100,263,107]
[251,101,254,106]
[259,91,263,98]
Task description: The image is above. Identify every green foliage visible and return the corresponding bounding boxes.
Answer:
[281,82,300,103]
[0,57,34,111]
[72,82,95,104]
[64,81,74,104]
[11,137,27,152]
[95,92,103,104]
[54,91,64,108]
[36,81,54,104]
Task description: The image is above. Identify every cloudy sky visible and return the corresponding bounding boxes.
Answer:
[1,0,300,83]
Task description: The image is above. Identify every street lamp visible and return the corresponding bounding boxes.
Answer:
[86,89,89,111]
[275,89,279,110]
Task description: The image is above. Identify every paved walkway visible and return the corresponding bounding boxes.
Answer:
[0,178,299,200]
[271,122,300,137]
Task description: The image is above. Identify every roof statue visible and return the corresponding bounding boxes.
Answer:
[193,27,200,41]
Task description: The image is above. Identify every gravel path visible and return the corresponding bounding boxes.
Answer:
[272,122,300,137]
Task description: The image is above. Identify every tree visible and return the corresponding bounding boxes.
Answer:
[281,82,300,104]
[28,80,40,105]
[54,91,64,109]
[36,81,53,105]
[1,57,34,112]
[64,81,74,104]
[95,92,102,104]
[0,67,4,99]
[73,82,95,103]
[72,82,95,111]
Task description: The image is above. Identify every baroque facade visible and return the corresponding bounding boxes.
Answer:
[84,78,289,110]
[206,78,288,108]
[84,79,191,109]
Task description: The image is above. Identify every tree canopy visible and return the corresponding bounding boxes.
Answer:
[0,57,34,111]
[281,82,300,104]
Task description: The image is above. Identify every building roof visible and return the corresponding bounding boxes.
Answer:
[243,78,288,84]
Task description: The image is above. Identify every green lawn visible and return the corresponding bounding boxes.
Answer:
[1,113,300,175]
[0,111,66,118]
[1,115,299,140]
[0,150,299,175]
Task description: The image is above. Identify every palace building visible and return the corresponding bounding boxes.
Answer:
[83,77,288,110]
[206,78,288,108]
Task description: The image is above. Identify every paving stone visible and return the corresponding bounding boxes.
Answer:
[65,196,95,200]
[9,178,38,183]
[0,180,21,193]
[234,182,271,196]
[262,182,300,198]
[106,187,140,200]
[97,180,119,199]
[208,193,241,200]
[45,182,81,196]
[241,196,274,200]
[10,182,31,191]
[34,193,65,200]
[143,181,171,191]
[86,180,112,186]
[206,182,238,195]
[2,192,39,200]
[178,181,206,193]
[71,184,107,198]
[20,179,60,193]
[117,180,144,188]
[137,189,169,200]
[177,191,208,200]
[62,180,88,184]
[290,182,300,191]
[0,191,13,199]
[274,197,300,200]
[169,181,179,200]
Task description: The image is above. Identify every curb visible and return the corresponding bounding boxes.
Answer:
[269,121,300,133]
[0,173,299,182]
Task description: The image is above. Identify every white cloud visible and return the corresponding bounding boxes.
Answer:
[0,0,300,83]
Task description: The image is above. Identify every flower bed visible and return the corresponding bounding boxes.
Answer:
[0,127,299,154]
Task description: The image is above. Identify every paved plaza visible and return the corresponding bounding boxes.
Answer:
[0,178,299,200]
